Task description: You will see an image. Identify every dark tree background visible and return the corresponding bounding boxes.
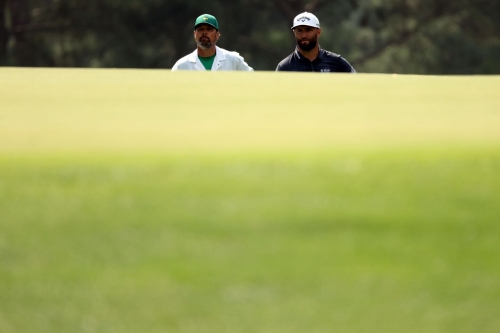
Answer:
[1,0,499,73]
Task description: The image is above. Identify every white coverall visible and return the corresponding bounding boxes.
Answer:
[171,46,253,71]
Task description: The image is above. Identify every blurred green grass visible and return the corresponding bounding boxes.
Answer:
[0,68,499,332]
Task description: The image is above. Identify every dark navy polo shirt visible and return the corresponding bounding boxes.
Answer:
[276,46,355,73]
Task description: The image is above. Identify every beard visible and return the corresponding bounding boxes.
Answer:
[296,36,317,51]
[197,37,214,49]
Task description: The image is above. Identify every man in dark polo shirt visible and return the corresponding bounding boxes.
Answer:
[276,12,355,73]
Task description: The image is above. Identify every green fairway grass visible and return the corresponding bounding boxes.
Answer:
[1,68,499,333]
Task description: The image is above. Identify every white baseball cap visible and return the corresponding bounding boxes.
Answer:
[291,12,320,30]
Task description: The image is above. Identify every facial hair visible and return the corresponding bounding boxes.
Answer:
[197,36,214,49]
[297,35,317,52]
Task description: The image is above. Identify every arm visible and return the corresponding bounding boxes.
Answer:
[276,63,287,71]
[171,55,193,71]
[171,58,183,71]
[339,56,356,73]
[276,56,291,71]
[237,55,253,71]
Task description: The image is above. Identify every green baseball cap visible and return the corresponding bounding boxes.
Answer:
[194,14,219,30]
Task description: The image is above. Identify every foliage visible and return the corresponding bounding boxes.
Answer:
[1,1,499,73]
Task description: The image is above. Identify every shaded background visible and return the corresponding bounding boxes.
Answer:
[1,0,499,73]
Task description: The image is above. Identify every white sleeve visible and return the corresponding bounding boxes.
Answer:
[236,55,253,71]
[171,60,182,71]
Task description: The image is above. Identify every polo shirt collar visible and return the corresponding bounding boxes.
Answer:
[294,45,323,62]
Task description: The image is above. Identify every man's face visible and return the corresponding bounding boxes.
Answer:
[293,26,321,51]
[194,24,220,49]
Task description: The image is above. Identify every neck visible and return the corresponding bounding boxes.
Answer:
[198,46,216,57]
[297,45,320,61]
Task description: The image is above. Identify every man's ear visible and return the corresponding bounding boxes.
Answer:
[216,31,221,41]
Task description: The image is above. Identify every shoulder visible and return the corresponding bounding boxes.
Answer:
[217,47,253,71]
[320,49,347,64]
[218,47,244,60]
[321,49,342,58]
[171,51,195,71]
[320,49,356,73]
[276,53,295,71]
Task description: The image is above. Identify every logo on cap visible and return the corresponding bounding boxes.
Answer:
[203,17,208,21]
[297,17,311,22]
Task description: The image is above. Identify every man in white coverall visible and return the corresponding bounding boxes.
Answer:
[171,14,253,71]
